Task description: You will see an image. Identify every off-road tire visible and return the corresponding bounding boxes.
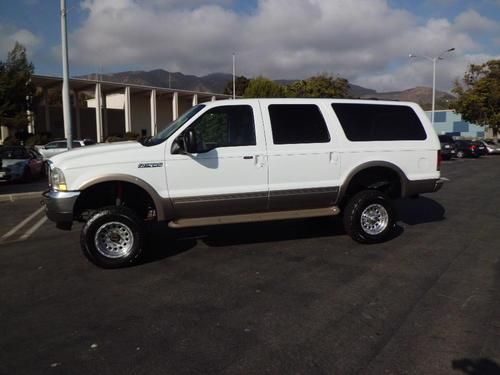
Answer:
[81,206,144,268]
[343,190,396,244]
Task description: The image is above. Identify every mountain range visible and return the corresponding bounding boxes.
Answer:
[81,69,455,108]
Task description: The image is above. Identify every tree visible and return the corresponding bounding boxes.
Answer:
[243,76,286,98]
[0,42,35,131]
[223,76,250,97]
[286,74,350,98]
[452,60,500,137]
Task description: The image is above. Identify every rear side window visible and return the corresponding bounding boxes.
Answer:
[268,104,330,144]
[331,104,427,141]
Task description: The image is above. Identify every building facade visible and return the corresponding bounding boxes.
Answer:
[426,110,490,139]
[0,75,232,144]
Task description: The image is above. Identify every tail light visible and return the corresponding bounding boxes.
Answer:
[470,145,476,151]
[437,150,442,171]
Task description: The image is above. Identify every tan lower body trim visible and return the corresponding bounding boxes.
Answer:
[168,206,340,228]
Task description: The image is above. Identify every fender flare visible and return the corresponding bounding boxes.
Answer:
[337,161,409,202]
[78,174,171,221]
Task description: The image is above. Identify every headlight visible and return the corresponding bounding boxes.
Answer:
[51,167,67,191]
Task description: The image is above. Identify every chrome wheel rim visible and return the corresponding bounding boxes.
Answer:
[360,203,389,235]
[94,221,134,258]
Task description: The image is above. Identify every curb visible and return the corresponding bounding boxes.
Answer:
[0,191,44,203]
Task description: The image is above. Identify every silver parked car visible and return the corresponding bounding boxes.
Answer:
[0,146,45,182]
[36,139,96,160]
[481,140,500,155]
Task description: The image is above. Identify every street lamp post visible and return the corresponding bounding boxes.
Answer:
[232,53,236,100]
[409,47,455,125]
[61,0,72,149]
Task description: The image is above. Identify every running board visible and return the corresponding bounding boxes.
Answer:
[168,206,340,228]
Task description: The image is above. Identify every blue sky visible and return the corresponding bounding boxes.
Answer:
[1,0,499,92]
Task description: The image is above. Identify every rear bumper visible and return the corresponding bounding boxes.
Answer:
[42,190,80,224]
[404,178,445,197]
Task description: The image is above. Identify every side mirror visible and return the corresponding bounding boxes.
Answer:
[171,138,186,155]
[183,128,198,154]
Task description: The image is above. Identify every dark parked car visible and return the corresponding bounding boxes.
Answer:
[472,141,488,156]
[0,146,45,182]
[454,140,481,158]
[438,135,456,160]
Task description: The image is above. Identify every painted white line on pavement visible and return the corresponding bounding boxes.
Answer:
[1,206,45,242]
[19,216,48,241]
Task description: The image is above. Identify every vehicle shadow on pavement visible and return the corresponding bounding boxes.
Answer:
[143,217,348,257]
[452,358,500,375]
[140,198,444,263]
[394,197,446,226]
[202,217,348,247]
[141,228,197,264]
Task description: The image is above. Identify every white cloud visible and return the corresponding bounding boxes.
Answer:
[454,9,499,33]
[0,23,42,59]
[359,52,500,92]
[67,0,498,92]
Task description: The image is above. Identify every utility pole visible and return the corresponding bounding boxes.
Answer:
[232,53,236,99]
[61,0,72,149]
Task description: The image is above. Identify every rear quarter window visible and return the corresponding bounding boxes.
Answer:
[331,103,427,141]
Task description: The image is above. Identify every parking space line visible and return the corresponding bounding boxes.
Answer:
[1,206,45,242]
[19,216,48,241]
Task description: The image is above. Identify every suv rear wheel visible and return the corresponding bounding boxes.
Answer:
[81,206,144,268]
[343,190,396,243]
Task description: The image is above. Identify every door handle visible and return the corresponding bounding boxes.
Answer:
[243,156,254,160]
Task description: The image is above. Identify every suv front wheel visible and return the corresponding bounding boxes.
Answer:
[343,190,396,244]
[81,206,145,268]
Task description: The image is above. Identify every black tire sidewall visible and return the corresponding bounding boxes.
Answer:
[343,190,395,244]
[81,207,144,268]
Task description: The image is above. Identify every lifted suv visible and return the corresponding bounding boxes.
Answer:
[43,99,444,268]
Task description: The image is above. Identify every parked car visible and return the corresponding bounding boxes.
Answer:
[472,141,488,156]
[438,134,456,160]
[480,140,500,155]
[454,140,481,158]
[36,139,96,160]
[0,146,44,182]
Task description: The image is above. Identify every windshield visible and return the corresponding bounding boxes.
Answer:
[144,104,205,146]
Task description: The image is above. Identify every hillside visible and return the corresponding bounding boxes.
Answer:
[360,86,455,105]
[80,69,454,108]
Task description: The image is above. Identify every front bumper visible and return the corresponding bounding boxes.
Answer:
[42,190,80,224]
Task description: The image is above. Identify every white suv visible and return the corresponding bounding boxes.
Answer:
[36,139,95,160]
[43,99,444,268]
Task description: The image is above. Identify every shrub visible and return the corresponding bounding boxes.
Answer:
[2,136,20,145]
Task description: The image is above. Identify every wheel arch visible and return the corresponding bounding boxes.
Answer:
[338,161,409,203]
[76,174,170,221]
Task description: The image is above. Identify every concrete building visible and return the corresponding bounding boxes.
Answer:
[0,74,231,144]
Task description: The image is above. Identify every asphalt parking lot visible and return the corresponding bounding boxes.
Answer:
[1,157,499,375]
